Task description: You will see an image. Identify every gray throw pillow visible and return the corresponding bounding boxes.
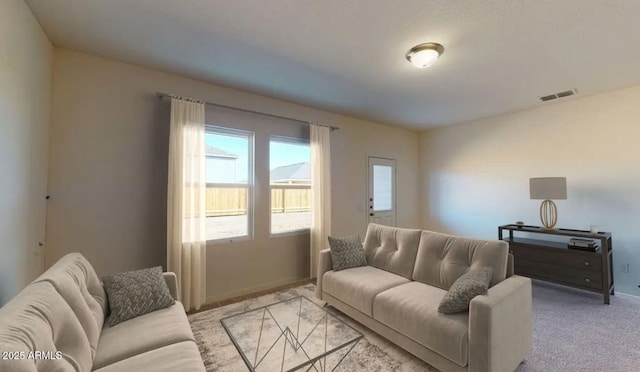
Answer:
[328,235,367,271]
[438,267,493,314]
[103,266,175,326]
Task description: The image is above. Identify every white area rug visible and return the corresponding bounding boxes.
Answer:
[188,283,434,371]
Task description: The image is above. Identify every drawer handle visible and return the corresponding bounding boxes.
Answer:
[584,278,591,283]
[584,261,590,267]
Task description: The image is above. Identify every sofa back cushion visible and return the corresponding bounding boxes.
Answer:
[363,223,422,279]
[0,281,93,372]
[412,230,508,290]
[33,253,107,358]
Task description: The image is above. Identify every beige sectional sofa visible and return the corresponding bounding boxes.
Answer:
[0,253,205,372]
[317,224,533,372]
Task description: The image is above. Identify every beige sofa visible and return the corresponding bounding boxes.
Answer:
[316,224,532,372]
[0,253,205,372]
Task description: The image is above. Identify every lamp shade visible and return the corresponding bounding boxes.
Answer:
[529,177,567,200]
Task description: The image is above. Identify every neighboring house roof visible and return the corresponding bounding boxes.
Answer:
[206,145,238,159]
[270,162,310,182]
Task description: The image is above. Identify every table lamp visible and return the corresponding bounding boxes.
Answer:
[529,177,567,229]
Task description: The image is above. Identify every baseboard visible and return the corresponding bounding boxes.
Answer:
[188,277,313,315]
[616,291,640,300]
[205,277,310,303]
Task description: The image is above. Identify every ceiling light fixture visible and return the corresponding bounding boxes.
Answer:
[406,43,444,68]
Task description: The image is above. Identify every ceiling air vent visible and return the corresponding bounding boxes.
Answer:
[556,90,574,98]
[540,89,578,102]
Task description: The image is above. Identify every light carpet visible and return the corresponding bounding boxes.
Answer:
[188,281,640,371]
[517,281,640,372]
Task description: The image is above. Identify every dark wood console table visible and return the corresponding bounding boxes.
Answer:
[498,224,613,304]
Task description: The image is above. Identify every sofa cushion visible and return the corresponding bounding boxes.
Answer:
[328,235,367,271]
[92,341,205,372]
[412,230,508,290]
[363,223,422,279]
[103,266,175,326]
[93,302,195,369]
[34,252,108,358]
[323,266,409,316]
[0,281,93,372]
[372,281,470,367]
[439,267,493,314]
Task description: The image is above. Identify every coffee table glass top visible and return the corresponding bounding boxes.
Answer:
[221,296,362,372]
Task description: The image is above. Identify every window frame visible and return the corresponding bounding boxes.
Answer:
[269,135,312,237]
[204,125,255,244]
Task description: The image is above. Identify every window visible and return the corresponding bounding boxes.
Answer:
[270,137,311,235]
[205,126,253,242]
[372,165,393,211]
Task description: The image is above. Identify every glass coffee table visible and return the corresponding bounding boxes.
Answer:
[221,296,362,372]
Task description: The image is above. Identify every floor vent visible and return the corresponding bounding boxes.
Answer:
[540,89,578,102]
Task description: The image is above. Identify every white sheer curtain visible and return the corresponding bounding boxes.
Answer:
[310,124,331,278]
[167,98,207,311]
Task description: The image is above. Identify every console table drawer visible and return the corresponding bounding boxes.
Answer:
[515,259,603,290]
[509,243,602,272]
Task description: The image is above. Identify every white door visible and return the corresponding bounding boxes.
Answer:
[368,157,396,226]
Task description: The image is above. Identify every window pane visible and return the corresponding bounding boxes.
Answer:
[205,187,248,240]
[373,165,393,211]
[206,132,249,183]
[205,128,252,241]
[270,138,311,234]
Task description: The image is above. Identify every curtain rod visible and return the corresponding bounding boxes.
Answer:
[155,92,339,131]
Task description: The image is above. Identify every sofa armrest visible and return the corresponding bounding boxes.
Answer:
[506,253,514,277]
[315,249,332,301]
[163,272,180,301]
[468,275,532,372]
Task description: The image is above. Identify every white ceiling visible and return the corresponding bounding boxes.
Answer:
[26,0,640,129]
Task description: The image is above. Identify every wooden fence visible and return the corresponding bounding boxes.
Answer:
[270,187,311,214]
[205,187,311,217]
[205,187,247,217]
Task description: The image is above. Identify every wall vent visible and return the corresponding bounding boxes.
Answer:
[556,90,574,98]
[540,89,578,102]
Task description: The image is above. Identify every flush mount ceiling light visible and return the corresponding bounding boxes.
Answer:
[406,43,444,68]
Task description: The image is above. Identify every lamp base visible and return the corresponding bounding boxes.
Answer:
[540,199,558,229]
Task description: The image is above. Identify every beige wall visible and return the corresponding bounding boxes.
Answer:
[419,86,640,296]
[48,49,420,302]
[0,0,52,305]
